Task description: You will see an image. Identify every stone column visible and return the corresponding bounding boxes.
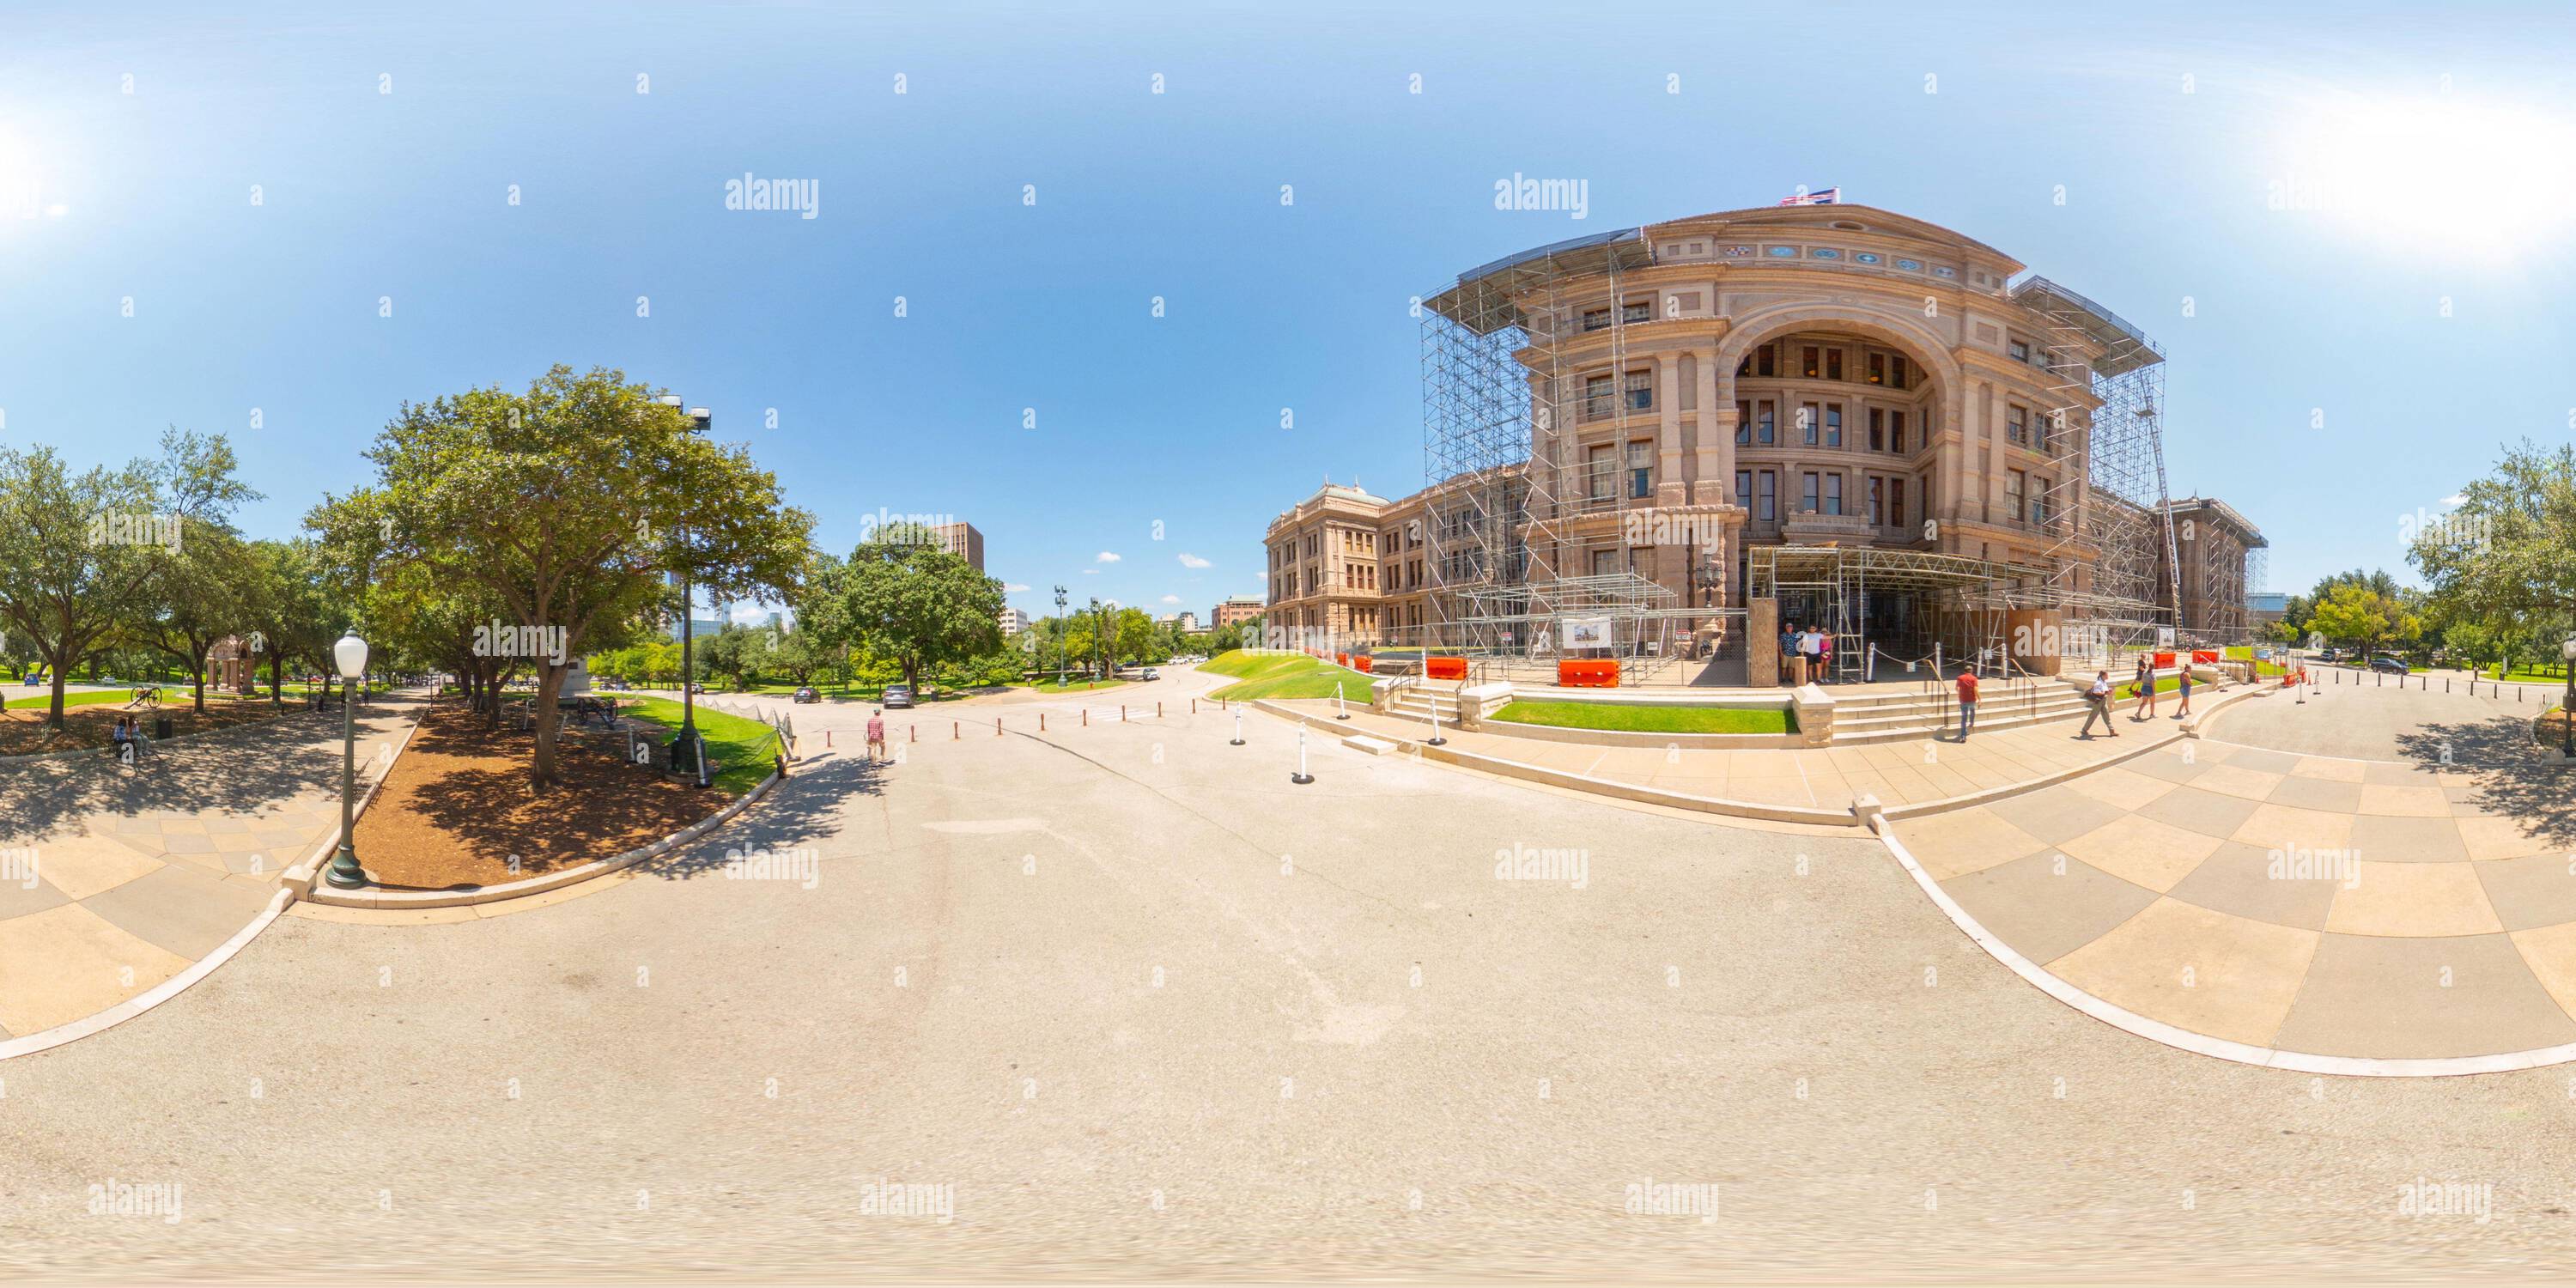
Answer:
[1747,596,1779,688]
[1695,343,1728,501]
[1982,380,2005,526]
[1656,352,1686,507]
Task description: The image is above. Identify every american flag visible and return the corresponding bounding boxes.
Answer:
[1778,186,1841,206]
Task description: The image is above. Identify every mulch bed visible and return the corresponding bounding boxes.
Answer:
[0,696,288,757]
[353,699,737,890]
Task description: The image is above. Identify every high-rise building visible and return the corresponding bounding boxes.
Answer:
[998,606,1030,635]
[933,521,986,572]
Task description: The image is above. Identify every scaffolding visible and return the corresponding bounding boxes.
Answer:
[2009,276,2182,629]
[1421,228,1663,677]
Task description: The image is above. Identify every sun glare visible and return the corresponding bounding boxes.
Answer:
[2277,95,2576,258]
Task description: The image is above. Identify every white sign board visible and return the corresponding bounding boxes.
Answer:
[2156,627,2177,647]
[1563,617,1612,649]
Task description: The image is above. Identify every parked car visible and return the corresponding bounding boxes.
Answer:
[793,686,820,704]
[2369,654,2411,675]
[884,684,914,709]
[1140,667,1159,681]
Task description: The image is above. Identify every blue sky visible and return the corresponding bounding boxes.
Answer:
[3,2,2573,620]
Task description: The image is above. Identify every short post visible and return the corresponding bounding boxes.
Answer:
[994,718,1001,736]
[1230,708,1244,745]
[910,725,916,742]
[1040,713,1046,732]
[1191,698,1197,714]
[1157,702,1163,718]
[1121,705,1127,722]
[1426,694,1447,747]
[953,721,959,739]
[827,729,833,747]
[1291,727,1314,784]
[1335,684,1350,720]
[1082,709,1088,726]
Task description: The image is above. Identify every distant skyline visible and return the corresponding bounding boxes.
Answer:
[5,2,2573,617]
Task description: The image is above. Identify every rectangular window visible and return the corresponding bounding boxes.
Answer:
[1868,407,1885,452]
[1735,469,1753,512]
[1801,471,1820,514]
[2032,478,2053,526]
[1825,404,1843,447]
[1623,369,1653,412]
[1736,353,1753,379]
[1582,307,1610,331]
[2008,469,2027,522]
[2035,410,2054,453]
[1868,477,1885,526]
[1867,353,1886,386]
[1757,470,1777,521]
[1628,440,1653,499]
[1825,473,1844,516]
[1756,344,1777,378]
[2008,339,2030,363]
[1826,349,1844,381]
[1889,354,1907,389]
[1758,400,1776,445]
[1801,402,1820,446]
[1890,478,1906,530]
[1590,548,1618,576]
[1888,410,1906,454]
[1802,345,1820,378]
[2007,405,2028,446]
[1584,374,1613,420]
[1620,301,1651,325]
[1736,399,1753,446]
[1587,444,1614,501]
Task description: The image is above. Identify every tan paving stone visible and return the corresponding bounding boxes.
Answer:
[1893,808,2051,881]
[2458,817,2561,862]
[0,903,191,1036]
[2230,803,2354,854]
[2166,839,2345,931]
[2508,920,2576,1020]
[2474,854,2576,933]
[2189,762,2285,803]
[1943,851,2157,963]
[16,835,163,902]
[2273,933,2576,1060]
[2344,814,2469,865]
[2058,766,2178,812]
[2047,898,2320,1048]
[2266,775,2364,814]
[2357,784,2452,817]
[2288,756,2369,783]
[2324,862,2504,938]
[2057,814,2226,894]
[1983,788,2129,848]
[2136,785,2263,841]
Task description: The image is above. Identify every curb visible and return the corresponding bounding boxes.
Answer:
[1868,811,2576,1078]
[0,887,295,1062]
[295,769,785,910]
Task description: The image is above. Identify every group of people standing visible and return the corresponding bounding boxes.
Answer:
[1778,623,1837,685]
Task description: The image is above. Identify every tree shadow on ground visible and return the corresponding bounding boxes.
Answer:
[633,748,883,881]
[2393,714,2576,848]
[0,698,419,842]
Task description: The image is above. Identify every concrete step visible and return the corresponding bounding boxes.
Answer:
[1341,733,1396,755]
[1829,697,2136,744]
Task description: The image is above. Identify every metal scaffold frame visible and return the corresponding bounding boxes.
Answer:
[1421,228,1668,679]
[2010,275,2181,635]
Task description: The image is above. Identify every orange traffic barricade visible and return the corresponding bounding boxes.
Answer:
[1557,659,1619,688]
[1425,656,1468,680]
[1352,655,1373,673]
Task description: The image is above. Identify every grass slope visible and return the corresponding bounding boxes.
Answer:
[620,696,780,796]
[1489,699,1794,735]
[3,689,136,711]
[1202,650,1370,702]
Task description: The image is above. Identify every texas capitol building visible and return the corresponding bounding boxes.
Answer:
[1264,200,2192,675]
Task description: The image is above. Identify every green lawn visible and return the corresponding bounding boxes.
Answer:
[2480,665,2573,684]
[1201,650,1370,701]
[3,689,136,711]
[619,696,781,796]
[1030,677,1128,694]
[1490,699,1794,735]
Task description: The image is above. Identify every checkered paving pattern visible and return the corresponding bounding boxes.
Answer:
[1895,738,2576,1060]
[0,702,415,1039]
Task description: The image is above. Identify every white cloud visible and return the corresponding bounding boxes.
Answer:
[1177,552,1211,568]
[1095,551,1122,564]
[2442,494,2466,507]
[1255,571,1267,581]
[1003,582,1030,592]
[1160,594,1181,604]
[1080,568,1099,575]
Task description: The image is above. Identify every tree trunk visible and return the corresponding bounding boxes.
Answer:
[269,653,283,708]
[46,665,67,731]
[531,661,567,790]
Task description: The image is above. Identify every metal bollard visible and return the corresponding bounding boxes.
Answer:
[910,725,916,742]
[953,721,959,739]
[995,718,1001,736]
[1291,728,1314,784]
[1040,713,1046,732]
[1082,709,1088,726]
[1191,698,1197,714]
[1157,702,1163,718]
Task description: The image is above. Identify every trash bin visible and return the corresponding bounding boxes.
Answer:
[154,717,173,740]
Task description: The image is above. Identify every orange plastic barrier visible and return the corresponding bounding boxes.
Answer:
[1335,652,1349,666]
[1557,659,1619,688]
[2153,651,2176,669]
[2190,649,2220,665]
[1352,655,1373,673]
[1425,656,1468,680]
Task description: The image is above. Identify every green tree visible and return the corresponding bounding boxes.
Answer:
[0,431,252,728]
[2309,585,2423,660]
[2410,440,2576,682]
[313,366,811,788]
[803,526,1005,694]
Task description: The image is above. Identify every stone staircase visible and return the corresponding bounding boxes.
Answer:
[1386,682,1467,726]
[1827,677,2099,744]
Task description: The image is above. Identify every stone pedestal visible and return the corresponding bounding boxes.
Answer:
[1747,597,1780,688]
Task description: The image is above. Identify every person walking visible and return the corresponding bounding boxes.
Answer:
[866,708,888,762]
[2131,653,2158,720]
[2078,669,2118,738]
[2174,665,2194,719]
[1954,667,1979,741]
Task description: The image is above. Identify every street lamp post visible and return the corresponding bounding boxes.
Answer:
[1054,584,1067,684]
[660,395,713,777]
[324,629,371,890]
[2561,633,2575,760]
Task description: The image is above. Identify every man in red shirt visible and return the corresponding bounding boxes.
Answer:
[1954,669,1979,741]
[866,708,888,762]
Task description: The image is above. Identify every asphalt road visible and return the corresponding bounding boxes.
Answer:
[3,667,2573,1282]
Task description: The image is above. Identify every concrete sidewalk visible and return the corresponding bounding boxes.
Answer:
[1279,696,2217,817]
[0,697,417,1042]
